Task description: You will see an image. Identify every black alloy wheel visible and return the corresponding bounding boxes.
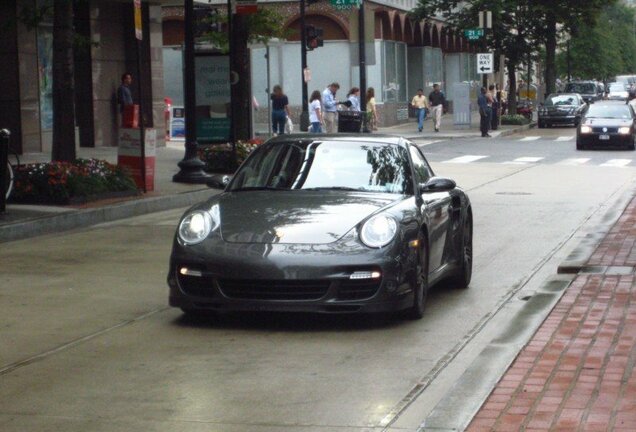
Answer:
[450,213,473,289]
[406,240,429,320]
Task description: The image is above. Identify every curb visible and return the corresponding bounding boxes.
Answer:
[382,122,536,141]
[0,188,216,244]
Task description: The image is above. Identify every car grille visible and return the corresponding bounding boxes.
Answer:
[177,273,216,298]
[337,279,381,300]
[592,127,618,133]
[218,279,330,300]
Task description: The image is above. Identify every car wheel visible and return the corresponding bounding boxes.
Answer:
[576,140,584,150]
[450,213,473,289]
[629,136,636,151]
[406,240,429,320]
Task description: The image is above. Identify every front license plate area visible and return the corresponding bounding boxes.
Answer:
[599,134,610,140]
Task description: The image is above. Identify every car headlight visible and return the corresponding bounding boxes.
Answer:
[360,214,398,248]
[619,127,631,135]
[178,205,220,245]
[580,125,592,133]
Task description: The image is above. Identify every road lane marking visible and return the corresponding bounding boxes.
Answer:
[555,136,573,141]
[558,158,591,166]
[417,140,444,147]
[503,157,544,165]
[600,159,632,167]
[441,155,488,164]
[519,136,541,141]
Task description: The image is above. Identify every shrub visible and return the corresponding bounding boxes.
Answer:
[198,139,262,173]
[12,158,138,204]
[501,114,531,125]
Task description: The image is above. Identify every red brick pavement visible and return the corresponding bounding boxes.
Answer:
[467,197,636,432]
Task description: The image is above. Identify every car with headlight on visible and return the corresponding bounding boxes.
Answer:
[538,93,587,128]
[168,135,473,320]
[607,82,629,101]
[576,102,636,150]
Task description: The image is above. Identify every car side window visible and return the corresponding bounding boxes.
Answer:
[409,145,433,184]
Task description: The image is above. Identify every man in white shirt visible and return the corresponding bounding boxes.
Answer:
[322,83,340,133]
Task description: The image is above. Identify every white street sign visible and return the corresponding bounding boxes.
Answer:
[477,53,493,74]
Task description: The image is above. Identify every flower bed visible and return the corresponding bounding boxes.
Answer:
[198,139,263,173]
[501,114,531,125]
[11,159,139,205]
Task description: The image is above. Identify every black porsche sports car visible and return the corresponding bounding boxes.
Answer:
[168,135,473,319]
[576,102,636,150]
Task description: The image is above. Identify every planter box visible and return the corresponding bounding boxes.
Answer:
[10,189,140,206]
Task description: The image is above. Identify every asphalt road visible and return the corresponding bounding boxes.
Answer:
[1,126,635,431]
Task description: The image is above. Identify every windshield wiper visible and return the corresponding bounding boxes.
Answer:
[230,186,288,192]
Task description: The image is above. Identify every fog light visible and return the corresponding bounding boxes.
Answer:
[179,267,203,277]
[350,271,381,280]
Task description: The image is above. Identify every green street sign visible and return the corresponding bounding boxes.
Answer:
[464,29,484,40]
[330,0,360,9]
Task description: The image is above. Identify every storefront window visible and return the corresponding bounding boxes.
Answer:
[382,41,407,103]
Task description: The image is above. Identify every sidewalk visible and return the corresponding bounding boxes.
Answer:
[0,116,532,244]
[467,196,636,431]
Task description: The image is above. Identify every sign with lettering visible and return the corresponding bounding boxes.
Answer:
[477,53,493,74]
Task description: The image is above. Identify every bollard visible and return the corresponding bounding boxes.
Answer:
[0,129,10,214]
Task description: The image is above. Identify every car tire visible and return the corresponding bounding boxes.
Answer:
[576,140,584,150]
[406,240,429,320]
[449,212,473,289]
[629,138,636,151]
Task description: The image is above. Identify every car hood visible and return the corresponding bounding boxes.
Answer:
[583,118,632,127]
[544,105,577,112]
[213,190,404,244]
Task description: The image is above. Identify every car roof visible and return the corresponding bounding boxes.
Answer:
[267,134,407,146]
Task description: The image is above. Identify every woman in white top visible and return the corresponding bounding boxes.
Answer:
[309,90,323,133]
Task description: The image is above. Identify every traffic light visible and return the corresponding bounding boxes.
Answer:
[305,25,324,51]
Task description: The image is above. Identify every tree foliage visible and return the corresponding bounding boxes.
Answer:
[556,3,636,82]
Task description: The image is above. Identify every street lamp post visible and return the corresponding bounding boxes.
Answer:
[300,0,309,131]
[359,0,369,133]
[173,0,210,184]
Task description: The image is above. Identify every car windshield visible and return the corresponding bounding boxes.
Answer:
[585,104,632,119]
[228,140,414,195]
[565,83,596,94]
[609,84,626,92]
[545,95,578,106]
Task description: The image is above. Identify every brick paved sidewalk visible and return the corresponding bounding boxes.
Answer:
[467,197,636,431]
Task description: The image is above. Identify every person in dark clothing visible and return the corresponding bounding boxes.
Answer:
[489,84,499,130]
[428,84,446,132]
[478,87,491,138]
[271,85,290,135]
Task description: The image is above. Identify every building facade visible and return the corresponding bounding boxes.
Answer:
[0,0,168,154]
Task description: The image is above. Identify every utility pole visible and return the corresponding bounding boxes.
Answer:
[479,10,492,88]
[300,0,309,131]
[359,0,369,132]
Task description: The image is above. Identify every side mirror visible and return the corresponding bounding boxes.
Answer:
[206,174,231,189]
[419,177,456,194]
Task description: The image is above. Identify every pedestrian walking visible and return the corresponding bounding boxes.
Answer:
[411,88,428,132]
[489,84,499,130]
[270,85,290,135]
[309,90,323,133]
[322,82,340,133]
[428,84,446,132]
[347,87,361,112]
[366,87,378,131]
[478,86,492,138]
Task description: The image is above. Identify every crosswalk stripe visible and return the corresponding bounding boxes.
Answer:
[558,158,591,166]
[441,155,488,164]
[600,159,632,167]
[519,136,541,141]
[503,157,544,165]
[555,136,573,141]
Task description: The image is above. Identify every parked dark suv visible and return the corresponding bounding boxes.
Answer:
[563,81,604,104]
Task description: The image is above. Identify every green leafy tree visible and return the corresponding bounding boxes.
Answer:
[411,0,538,114]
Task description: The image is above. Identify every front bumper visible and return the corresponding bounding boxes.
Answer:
[539,114,577,124]
[577,133,633,147]
[167,235,418,314]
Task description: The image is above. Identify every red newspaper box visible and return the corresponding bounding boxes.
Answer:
[122,104,139,128]
[118,128,156,191]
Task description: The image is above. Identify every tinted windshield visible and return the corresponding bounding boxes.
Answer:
[586,104,632,119]
[565,83,596,94]
[545,95,579,106]
[229,140,414,195]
